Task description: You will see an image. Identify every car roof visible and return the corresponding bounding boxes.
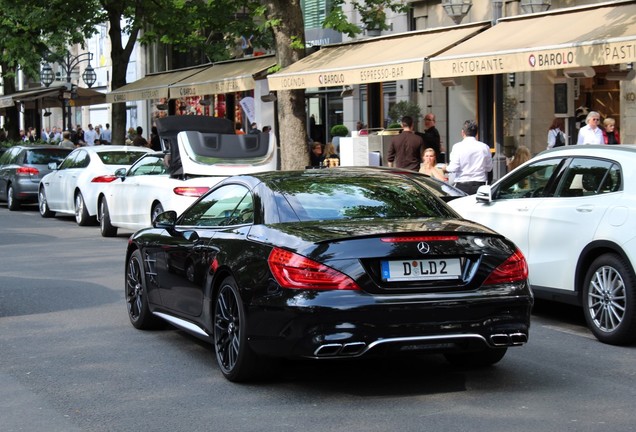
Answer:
[539,144,636,158]
[75,145,151,154]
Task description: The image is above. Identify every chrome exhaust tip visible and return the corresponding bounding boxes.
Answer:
[314,344,342,357]
[509,332,528,345]
[490,334,511,346]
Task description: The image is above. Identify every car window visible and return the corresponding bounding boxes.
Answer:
[495,158,563,199]
[128,155,167,176]
[98,151,147,166]
[58,152,79,170]
[8,148,26,165]
[555,158,620,197]
[0,147,22,165]
[179,184,251,226]
[274,175,453,222]
[26,149,71,165]
[71,150,90,169]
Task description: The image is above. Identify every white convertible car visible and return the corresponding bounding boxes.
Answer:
[97,116,277,237]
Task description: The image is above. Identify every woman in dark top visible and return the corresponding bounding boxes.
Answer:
[602,118,621,144]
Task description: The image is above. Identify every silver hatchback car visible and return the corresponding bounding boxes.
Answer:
[0,145,72,210]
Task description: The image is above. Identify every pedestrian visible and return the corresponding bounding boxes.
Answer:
[248,122,261,134]
[576,111,603,145]
[309,142,324,167]
[506,145,531,172]
[419,148,447,181]
[59,131,75,149]
[150,126,161,151]
[84,123,98,146]
[444,120,493,195]
[132,126,149,147]
[387,115,424,171]
[101,123,112,145]
[262,125,271,134]
[417,113,442,163]
[547,118,566,149]
[602,118,620,144]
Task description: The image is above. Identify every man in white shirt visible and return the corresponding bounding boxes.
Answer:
[84,123,98,146]
[444,120,493,195]
[576,111,604,145]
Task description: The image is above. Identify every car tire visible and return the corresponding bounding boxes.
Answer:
[583,253,636,345]
[99,199,118,237]
[7,185,20,211]
[444,347,508,367]
[151,202,164,223]
[125,249,161,330]
[75,192,96,226]
[213,276,259,382]
[38,187,55,218]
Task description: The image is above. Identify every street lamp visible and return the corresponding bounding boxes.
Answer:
[520,0,551,14]
[442,0,473,25]
[40,51,96,131]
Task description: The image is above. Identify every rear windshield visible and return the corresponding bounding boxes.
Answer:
[274,175,455,222]
[97,151,147,165]
[26,148,71,165]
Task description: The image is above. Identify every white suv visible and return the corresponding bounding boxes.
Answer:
[449,145,636,345]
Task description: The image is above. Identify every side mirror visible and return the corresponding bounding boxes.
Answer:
[475,185,493,204]
[48,162,58,170]
[114,167,127,179]
[153,210,177,228]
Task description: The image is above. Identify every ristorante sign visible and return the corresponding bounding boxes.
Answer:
[430,40,636,78]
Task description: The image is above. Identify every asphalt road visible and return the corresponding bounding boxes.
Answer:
[1,204,635,432]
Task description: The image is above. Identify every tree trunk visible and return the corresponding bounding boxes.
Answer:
[1,62,20,140]
[106,6,138,145]
[264,0,309,170]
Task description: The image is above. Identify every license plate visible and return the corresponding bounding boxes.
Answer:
[381,258,461,282]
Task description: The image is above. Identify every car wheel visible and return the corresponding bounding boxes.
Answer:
[213,276,259,382]
[444,347,508,367]
[125,249,160,330]
[99,199,118,237]
[583,254,636,345]
[75,192,95,226]
[38,187,55,218]
[151,202,164,223]
[7,185,20,211]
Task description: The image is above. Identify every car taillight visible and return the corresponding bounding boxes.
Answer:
[268,247,360,291]
[16,167,39,176]
[91,175,119,183]
[173,187,210,197]
[483,249,528,285]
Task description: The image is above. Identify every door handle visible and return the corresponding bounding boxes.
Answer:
[576,205,594,213]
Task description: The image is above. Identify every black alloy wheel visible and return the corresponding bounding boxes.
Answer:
[213,276,258,382]
[583,253,636,345]
[125,249,160,330]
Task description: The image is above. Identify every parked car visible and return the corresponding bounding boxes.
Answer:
[97,116,275,237]
[449,145,636,345]
[38,145,151,225]
[125,167,533,382]
[0,145,72,210]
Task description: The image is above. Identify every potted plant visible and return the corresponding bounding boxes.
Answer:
[330,124,349,151]
[388,101,422,125]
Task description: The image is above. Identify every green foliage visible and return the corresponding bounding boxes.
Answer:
[387,122,402,129]
[388,101,422,123]
[330,124,349,137]
[324,0,409,37]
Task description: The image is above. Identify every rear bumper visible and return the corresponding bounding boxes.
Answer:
[246,284,533,359]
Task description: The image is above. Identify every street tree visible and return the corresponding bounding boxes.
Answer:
[0,0,102,139]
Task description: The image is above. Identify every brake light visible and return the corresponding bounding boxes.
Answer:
[268,247,360,290]
[483,249,528,285]
[173,187,210,197]
[381,235,458,242]
[91,175,118,183]
[16,167,39,176]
